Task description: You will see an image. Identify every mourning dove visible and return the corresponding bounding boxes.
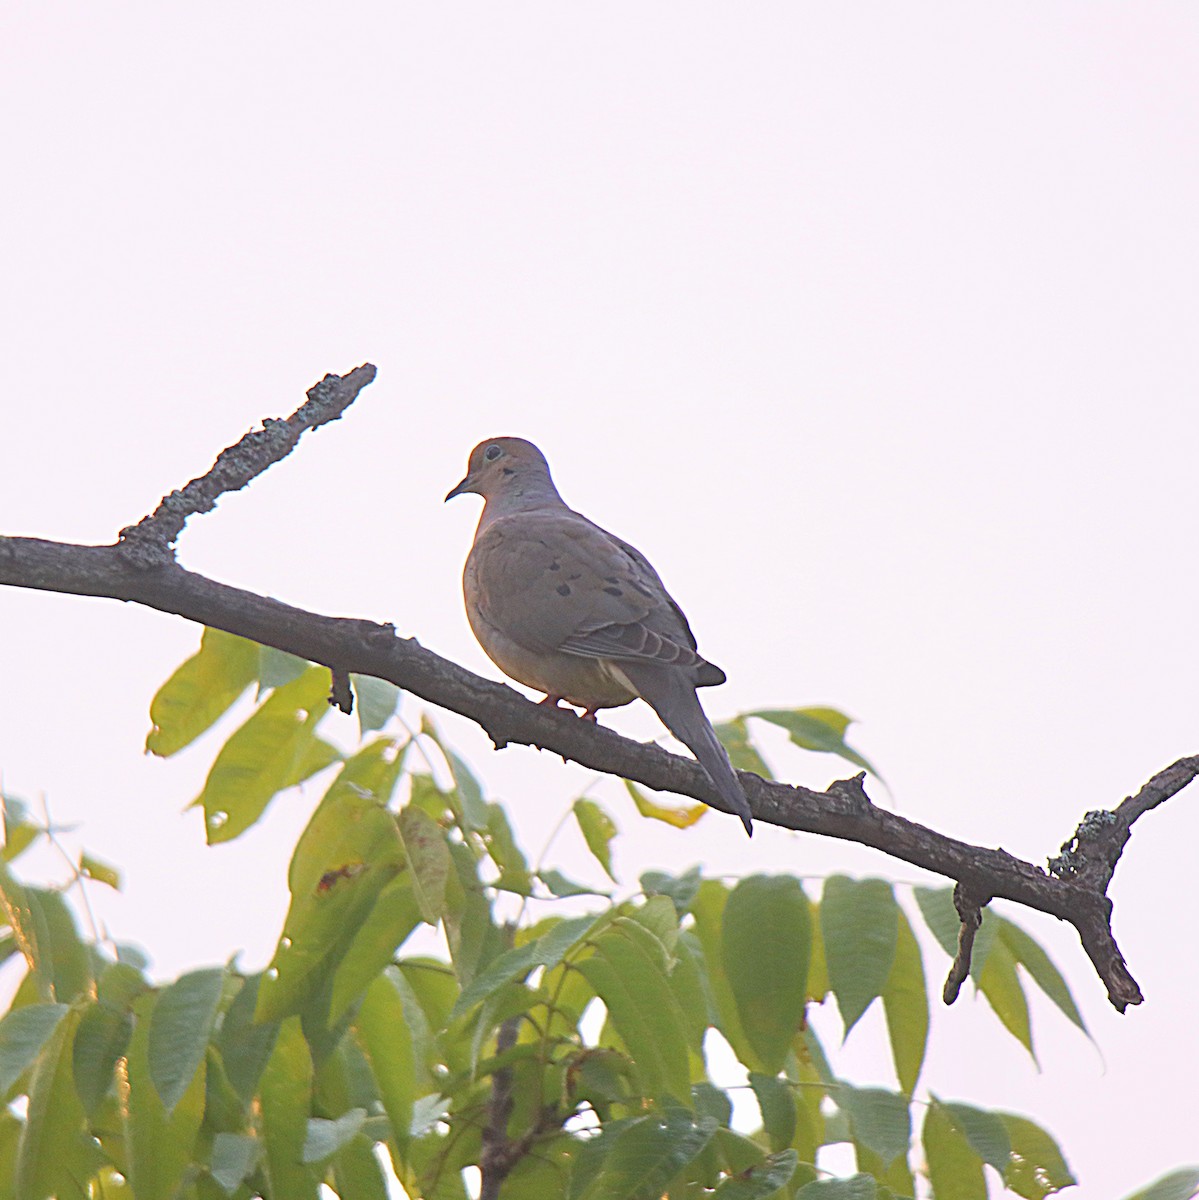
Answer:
[446,437,753,836]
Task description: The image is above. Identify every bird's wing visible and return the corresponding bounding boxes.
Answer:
[469,508,720,679]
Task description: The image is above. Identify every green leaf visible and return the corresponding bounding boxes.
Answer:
[210,1132,261,1194]
[670,932,710,1057]
[485,803,533,894]
[1121,1170,1199,1200]
[25,887,92,1003]
[148,966,225,1112]
[216,974,280,1104]
[193,666,337,843]
[399,805,451,924]
[880,908,927,1098]
[806,898,829,1003]
[690,881,756,1069]
[258,644,310,693]
[976,935,1035,1061]
[580,1109,718,1199]
[539,869,606,898]
[713,717,773,779]
[408,1092,452,1138]
[0,1003,69,1096]
[692,1083,734,1127]
[444,748,490,832]
[1001,1113,1077,1199]
[821,877,898,1038]
[624,781,707,829]
[913,886,960,958]
[923,1101,985,1200]
[258,741,406,1022]
[302,1108,367,1163]
[443,840,497,987]
[351,674,401,735]
[125,991,208,1200]
[496,1135,573,1200]
[574,798,619,881]
[748,1073,796,1151]
[640,867,703,915]
[333,1134,391,1200]
[796,1180,883,1200]
[569,1048,635,1114]
[259,1017,318,1200]
[98,959,149,1009]
[837,1084,911,1168]
[794,1176,878,1198]
[628,894,679,954]
[356,970,416,1147]
[713,1152,801,1197]
[576,920,692,1103]
[747,708,881,778]
[329,874,423,1020]
[710,1127,769,1175]
[937,1100,1011,1170]
[72,1000,133,1115]
[15,1008,101,1200]
[419,720,489,831]
[79,853,121,890]
[450,914,596,1022]
[147,627,259,756]
[721,875,811,1072]
[995,916,1090,1039]
[2,795,41,863]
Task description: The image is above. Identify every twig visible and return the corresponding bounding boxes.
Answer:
[329,668,354,715]
[116,364,376,566]
[942,883,989,1004]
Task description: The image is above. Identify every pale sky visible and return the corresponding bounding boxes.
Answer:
[2,5,1197,1196]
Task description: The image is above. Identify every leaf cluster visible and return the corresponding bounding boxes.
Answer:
[0,630,1190,1200]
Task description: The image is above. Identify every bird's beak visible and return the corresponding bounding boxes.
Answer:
[445,474,474,502]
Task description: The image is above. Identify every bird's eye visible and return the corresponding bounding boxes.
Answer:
[484,444,503,462]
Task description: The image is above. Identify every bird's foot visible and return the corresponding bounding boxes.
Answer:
[579,708,600,723]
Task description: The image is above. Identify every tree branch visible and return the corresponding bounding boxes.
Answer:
[116,364,376,566]
[1,365,1193,1013]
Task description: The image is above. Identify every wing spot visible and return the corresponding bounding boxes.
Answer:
[630,581,654,598]
[556,584,572,596]
[603,586,623,597]
[568,572,582,580]
[549,561,561,571]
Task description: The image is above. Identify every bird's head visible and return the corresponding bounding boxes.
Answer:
[445,437,555,504]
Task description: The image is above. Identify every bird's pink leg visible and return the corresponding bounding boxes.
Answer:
[579,708,600,723]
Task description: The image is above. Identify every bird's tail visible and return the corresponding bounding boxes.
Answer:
[620,664,753,836]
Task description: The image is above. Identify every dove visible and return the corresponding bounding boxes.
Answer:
[446,437,753,835]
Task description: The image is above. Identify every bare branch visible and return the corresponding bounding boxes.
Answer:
[116,364,376,566]
[1,365,1193,1013]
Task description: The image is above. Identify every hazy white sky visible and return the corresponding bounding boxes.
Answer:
[2,5,1197,1195]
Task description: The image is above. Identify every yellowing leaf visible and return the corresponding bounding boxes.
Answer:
[80,853,121,890]
[146,627,258,757]
[625,780,708,829]
[573,798,618,881]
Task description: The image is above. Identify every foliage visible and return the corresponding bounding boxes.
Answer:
[0,629,1192,1199]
